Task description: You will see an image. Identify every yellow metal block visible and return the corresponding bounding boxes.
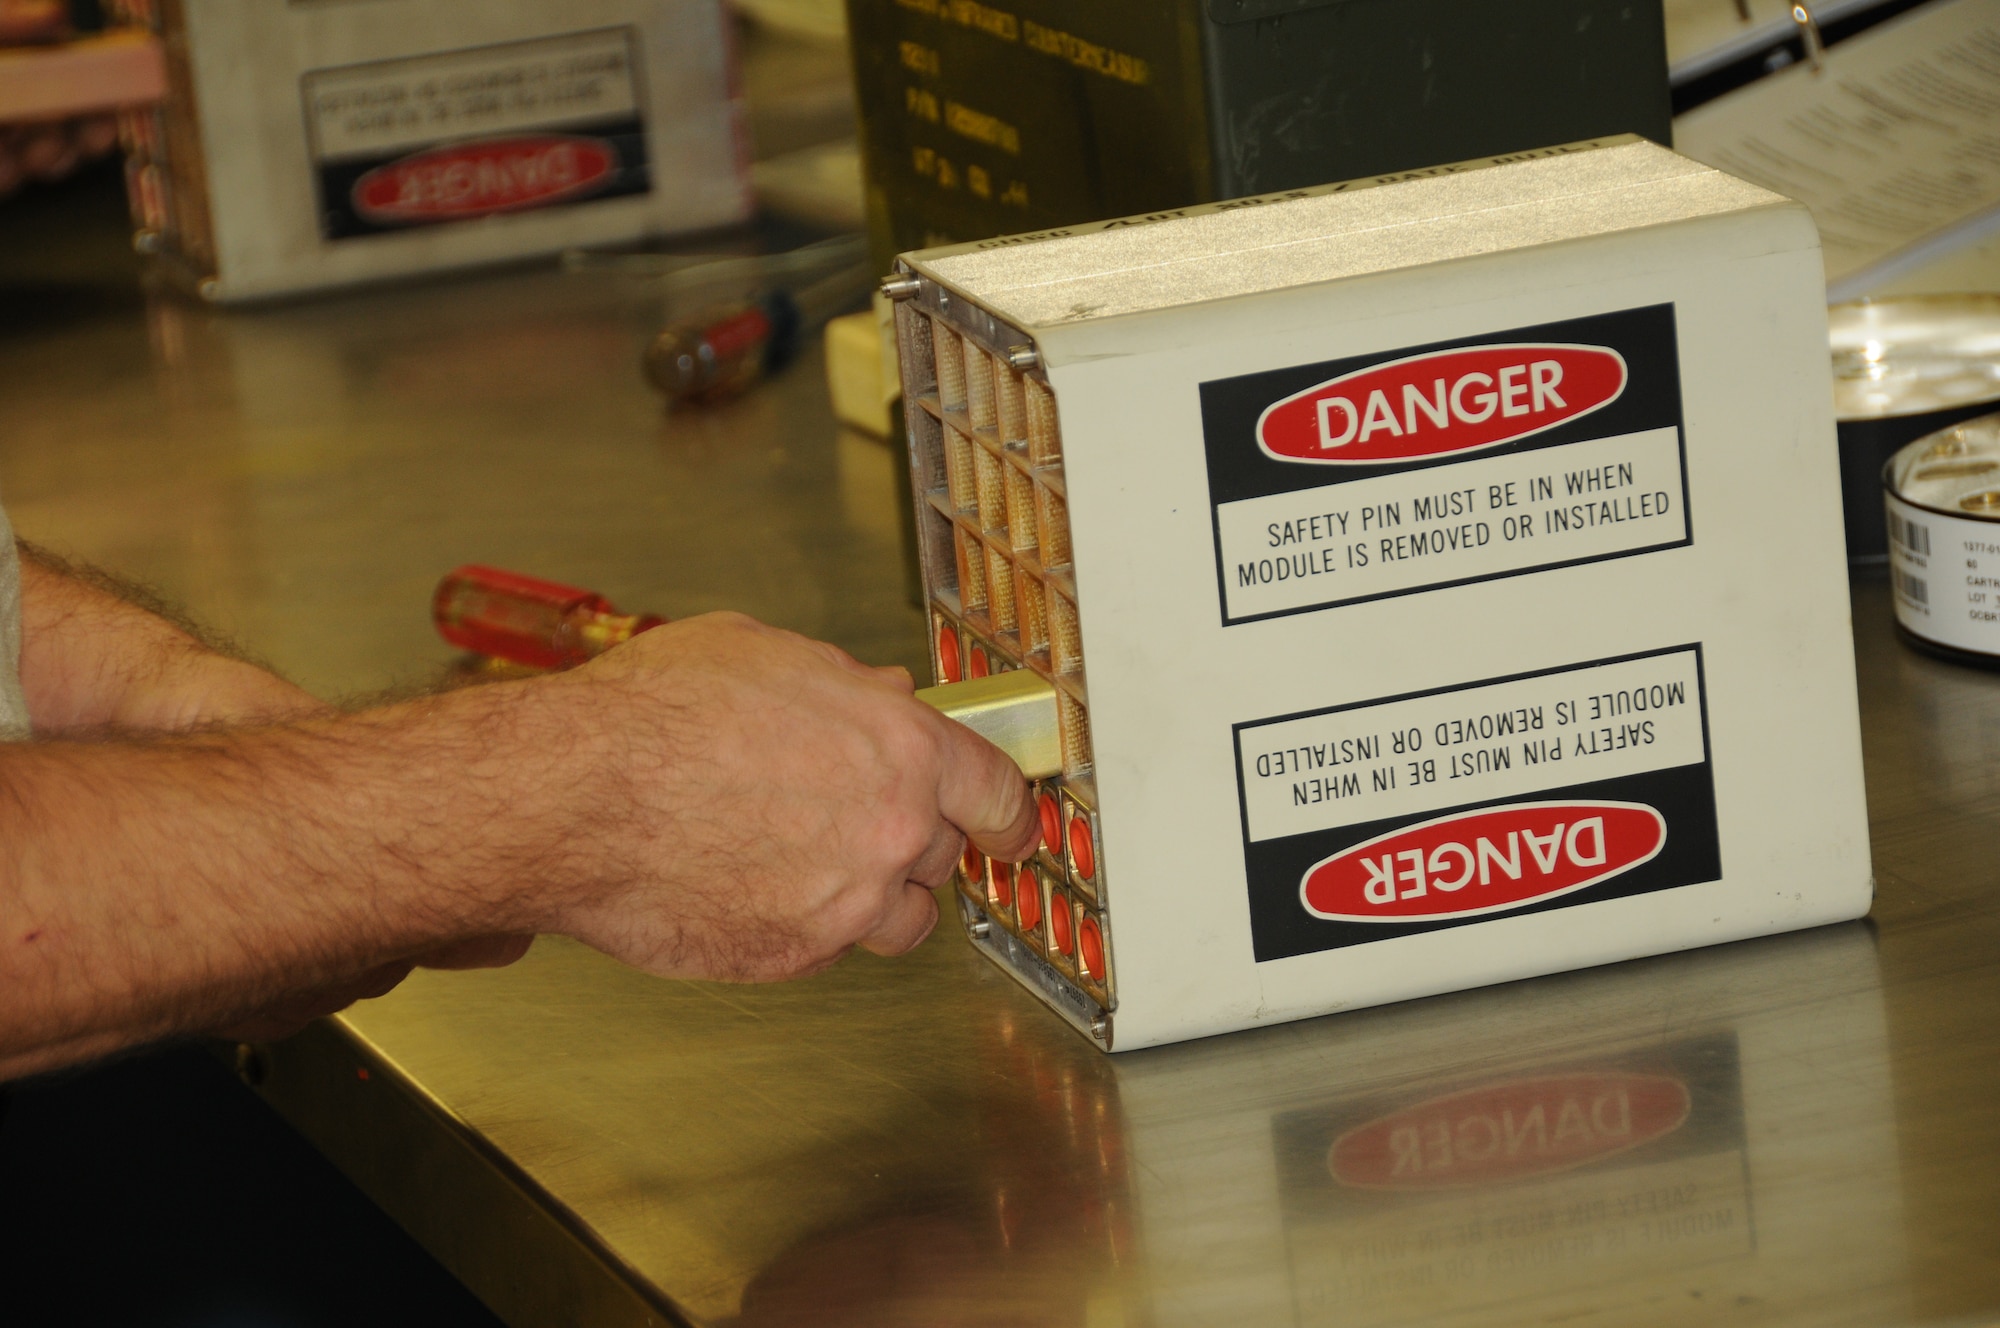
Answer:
[917,671,1060,779]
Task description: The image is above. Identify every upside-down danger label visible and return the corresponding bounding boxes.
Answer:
[303,28,652,240]
[1202,305,1688,625]
[351,135,618,224]
[1301,801,1667,923]
[1235,645,1719,961]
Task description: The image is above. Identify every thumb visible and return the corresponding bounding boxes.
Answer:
[927,706,1040,862]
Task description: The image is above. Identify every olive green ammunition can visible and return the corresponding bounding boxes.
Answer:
[845,0,1671,265]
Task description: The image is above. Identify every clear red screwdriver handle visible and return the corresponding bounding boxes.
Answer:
[433,565,665,670]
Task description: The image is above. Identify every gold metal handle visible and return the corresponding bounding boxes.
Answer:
[916,672,1061,779]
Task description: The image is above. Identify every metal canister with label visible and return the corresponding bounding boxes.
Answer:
[1884,413,2000,666]
[1834,296,2000,561]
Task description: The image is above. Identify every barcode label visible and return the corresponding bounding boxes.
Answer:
[1886,491,2000,654]
[1888,510,1932,556]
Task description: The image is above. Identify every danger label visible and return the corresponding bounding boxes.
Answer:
[1218,427,1684,620]
[1297,799,1668,923]
[1272,1031,1751,1308]
[1255,343,1627,466]
[304,29,642,160]
[1201,306,1688,625]
[302,28,652,241]
[1235,645,1719,961]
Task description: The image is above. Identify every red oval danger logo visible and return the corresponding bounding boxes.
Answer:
[1256,343,1627,465]
[1329,1072,1691,1190]
[1301,800,1665,923]
[352,135,616,224]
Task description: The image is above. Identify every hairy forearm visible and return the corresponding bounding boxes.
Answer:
[0,611,1039,1082]
[0,679,583,1074]
[15,542,324,731]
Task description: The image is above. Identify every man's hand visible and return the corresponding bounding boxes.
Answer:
[0,594,1039,1078]
[536,612,1040,981]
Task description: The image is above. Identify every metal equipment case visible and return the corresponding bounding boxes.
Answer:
[891,136,1872,1051]
[129,0,748,302]
[846,0,1671,263]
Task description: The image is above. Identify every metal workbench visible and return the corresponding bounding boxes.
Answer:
[5,178,2000,1328]
[238,575,2000,1328]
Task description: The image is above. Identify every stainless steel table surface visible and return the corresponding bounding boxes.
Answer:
[7,213,2000,1328]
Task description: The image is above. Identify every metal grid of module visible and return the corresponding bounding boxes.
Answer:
[894,280,1114,1021]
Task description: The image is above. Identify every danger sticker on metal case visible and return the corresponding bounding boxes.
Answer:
[302,28,653,241]
[1234,645,1720,962]
[1201,306,1690,625]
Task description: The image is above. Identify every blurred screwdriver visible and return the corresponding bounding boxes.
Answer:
[433,565,664,671]
[642,258,873,407]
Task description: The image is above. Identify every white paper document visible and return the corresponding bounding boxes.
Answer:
[1675,0,2000,298]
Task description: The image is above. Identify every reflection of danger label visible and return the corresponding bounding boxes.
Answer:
[1201,306,1688,625]
[1235,645,1719,961]
[1326,1071,1692,1190]
[1274,1032,1751,1310]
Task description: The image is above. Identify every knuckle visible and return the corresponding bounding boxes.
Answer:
[877,710,940,772]
[691,609,758,638]
[869,803,936,867]
[913,838,960,891]
[818,884,893,950]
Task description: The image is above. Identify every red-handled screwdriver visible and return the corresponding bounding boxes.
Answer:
[433,565,665,671]
[640,259,873,407]
[432,565,1061,776]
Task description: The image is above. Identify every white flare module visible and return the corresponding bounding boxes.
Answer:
[889,136,1872,1052]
